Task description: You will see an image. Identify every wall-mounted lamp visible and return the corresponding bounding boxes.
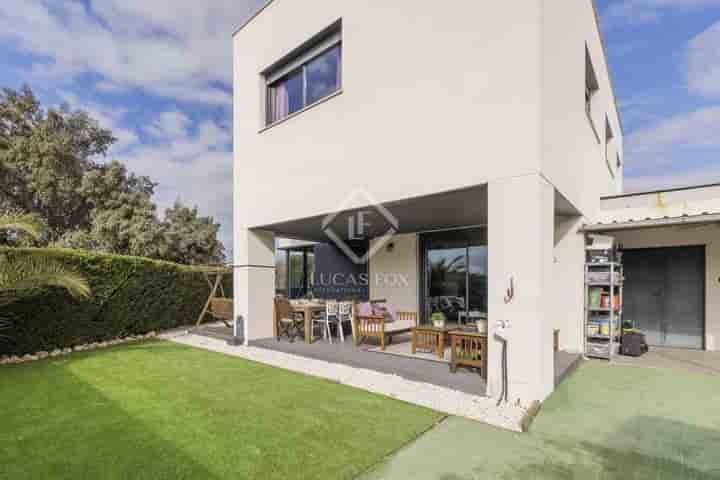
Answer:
[386,242,395,253]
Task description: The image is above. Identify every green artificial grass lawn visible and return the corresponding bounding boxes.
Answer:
[0,341,443,480]
[365,361,720,480]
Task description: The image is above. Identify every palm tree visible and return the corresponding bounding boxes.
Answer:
[0,212,90,299]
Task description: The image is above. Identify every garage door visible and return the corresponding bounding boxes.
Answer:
[623,246,705,349]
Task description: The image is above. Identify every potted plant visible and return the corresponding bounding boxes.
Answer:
[431,312,446,328]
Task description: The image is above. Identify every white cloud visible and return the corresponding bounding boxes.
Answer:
[602,0,720,29]
[686,21,720,97]
[123,113,234,250]
[627,106,720,157]
[625,164,720,192]
[53,94,234,251]
[623,106,720,191]
[0,0,269,256]
[145,110,192,139]
[0,0,266,105]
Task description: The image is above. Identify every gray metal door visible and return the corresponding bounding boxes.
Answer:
[624,246,705,349]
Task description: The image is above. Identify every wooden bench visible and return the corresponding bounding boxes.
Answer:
[353,310,417,350]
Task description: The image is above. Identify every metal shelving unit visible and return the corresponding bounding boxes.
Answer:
[584,262,623,360]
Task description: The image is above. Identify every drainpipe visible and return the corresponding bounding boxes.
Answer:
[495,320,510,406]
[496,277,515,405]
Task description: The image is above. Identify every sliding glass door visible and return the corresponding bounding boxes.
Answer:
[278,247,315,299]
[421,228,487,324]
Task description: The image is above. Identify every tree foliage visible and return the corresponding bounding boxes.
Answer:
[162,202,224,265]
[0,85,114,239]
[0,85,225,264]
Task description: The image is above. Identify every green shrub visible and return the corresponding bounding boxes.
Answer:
[0,247,231,356]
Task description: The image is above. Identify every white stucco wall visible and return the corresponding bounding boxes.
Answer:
[233,0,624,402]
[234,228,276,342]
[368,234,419,313]
[234,0,543,229]
[541,0,624,217]
[488,174,556,403]
[552,216,586,353]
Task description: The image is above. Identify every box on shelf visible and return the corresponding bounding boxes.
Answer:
[586,342,610,358]
[600,293,621,309]
[588,287,603,308]
[586,271,612,284]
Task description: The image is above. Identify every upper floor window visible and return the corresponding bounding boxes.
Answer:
[585,47,599,116]
[585,46,600,142]
[605,117,615,178]
[265,24,342,126]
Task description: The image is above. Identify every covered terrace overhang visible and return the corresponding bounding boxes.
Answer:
[254,183,580,241]
[256,185,488,242]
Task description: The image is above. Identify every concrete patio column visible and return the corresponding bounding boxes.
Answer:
[234,228,275,343]
[488,174,555,404]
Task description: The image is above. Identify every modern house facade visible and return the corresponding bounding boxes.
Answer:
[233,0,623,403]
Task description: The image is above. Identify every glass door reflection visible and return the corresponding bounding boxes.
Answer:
[426,248,467,322]
[422,228,487,325]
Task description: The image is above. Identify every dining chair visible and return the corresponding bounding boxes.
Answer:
[275,296,303,342]
[310,301,331,342]
[321,301,342,343]
[338,301,353,341]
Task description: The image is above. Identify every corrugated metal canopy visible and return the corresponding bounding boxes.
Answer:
[583,212,720,232]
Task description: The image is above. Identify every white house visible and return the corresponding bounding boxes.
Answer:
[233,0,626,404]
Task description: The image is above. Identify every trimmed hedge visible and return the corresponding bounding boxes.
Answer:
[0,247,230,356]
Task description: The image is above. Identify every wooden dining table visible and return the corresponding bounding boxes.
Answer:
[290,303,326,344]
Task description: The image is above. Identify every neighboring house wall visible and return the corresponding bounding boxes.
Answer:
[368,234,419,313]
[600,186,720,351]
[600,185,720,223]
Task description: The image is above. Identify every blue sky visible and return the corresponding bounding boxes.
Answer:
[0,1,719,255]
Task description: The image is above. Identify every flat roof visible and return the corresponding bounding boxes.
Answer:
[601,182,720,200]
[583,212,720,233]
[233,0,275,37]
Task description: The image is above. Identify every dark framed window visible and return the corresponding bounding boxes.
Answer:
[265,25,342,126]
[276,246,315,299]
[605,116,615,178]
[585,46,600,142]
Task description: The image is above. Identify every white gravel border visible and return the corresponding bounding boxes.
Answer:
[165,330,527,432]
